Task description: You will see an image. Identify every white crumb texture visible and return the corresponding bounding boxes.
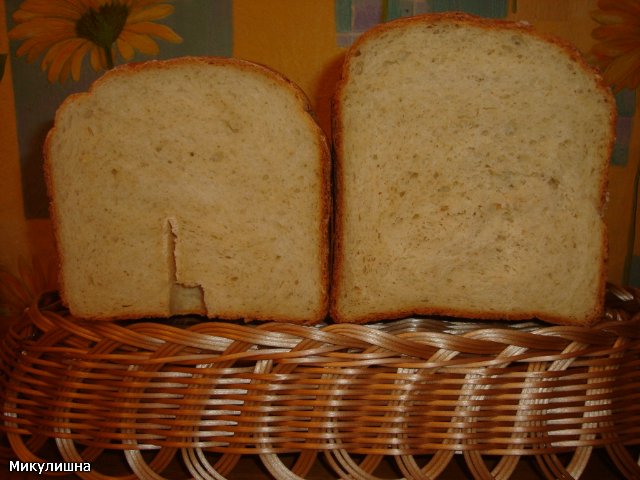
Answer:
[335,19,614,324]
[48,59,327,321]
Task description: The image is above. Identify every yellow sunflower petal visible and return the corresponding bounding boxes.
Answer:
[126,22,182,43]
[47,51,71,82]
[591,0,640,93]
[596,0,621,10]
[56,59,72,83]
[11,0,182,82]
[57,0,93,14]
[592,22,640,41]
[41,38,84,81]
[625,64,640,91]
[126,3,174,23]
[40,42,65,69]
[591,35,640,57]
[16,31,72,57]
[47,52,73,83]
[73,0,100,11]
[12,10,41,23]
[15,0,66,9]
[12,0,83,20]
[62,55,79,83]
[598,0,640,18]
[116,37,135,60]
[16,32,74,62]
[9,18,76,40]
[119,29,159,55]
[88,43,112,72]
[592,0,640,25]
[70,41,92,80]
[591,9,630,25]
[603,49,640,91]
[89,46,102,71]
[63,0,101,14]
[124,0,171,11]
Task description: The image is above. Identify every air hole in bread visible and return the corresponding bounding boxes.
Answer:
[45,58,330,323]
[167,219,207,316]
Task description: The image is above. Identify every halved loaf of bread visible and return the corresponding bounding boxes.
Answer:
[45,57,330,323]
[331,13,616,325]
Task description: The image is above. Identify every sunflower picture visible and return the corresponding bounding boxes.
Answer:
[591,0,640,92]
[8,0,183,84]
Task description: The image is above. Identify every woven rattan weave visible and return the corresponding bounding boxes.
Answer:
[1,285,639,479]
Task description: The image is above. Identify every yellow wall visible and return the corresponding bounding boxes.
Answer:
[0,0,57,275]
[232,0,344,136]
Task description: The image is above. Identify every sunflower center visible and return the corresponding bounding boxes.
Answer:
[76,2,129,68]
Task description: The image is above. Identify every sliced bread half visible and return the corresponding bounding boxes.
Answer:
[331,13,615,325]
[45,57,330,323]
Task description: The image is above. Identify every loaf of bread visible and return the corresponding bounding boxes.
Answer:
[331,13,616,325]
[45,57,331,323]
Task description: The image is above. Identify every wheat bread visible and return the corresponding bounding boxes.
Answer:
[331,13,616,325]
[45,56,330,323]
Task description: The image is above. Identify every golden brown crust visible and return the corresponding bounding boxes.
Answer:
[330,13,616,326]
[43,106,68,316]
[45,56,331,323]
[330,304,603,328]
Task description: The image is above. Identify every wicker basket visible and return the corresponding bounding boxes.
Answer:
[1,285,639,479]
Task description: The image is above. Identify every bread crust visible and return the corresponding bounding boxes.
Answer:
[330,13,616,326]
[44,56,331,324]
